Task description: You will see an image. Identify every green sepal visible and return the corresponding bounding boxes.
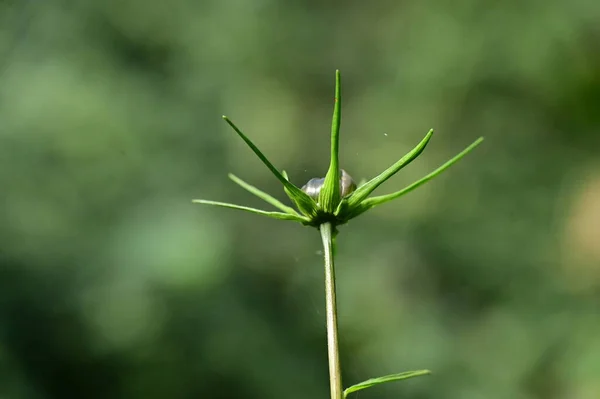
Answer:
[319,70,342,212]
[359,137,484,211]
[222,116,319,217]
[191,199,309,223]
[280,170,320,219]
[197,73,484,231]
[345,129,434,209]
[228,173,300,216]
[341,137,485,220]
[343,370,431,397]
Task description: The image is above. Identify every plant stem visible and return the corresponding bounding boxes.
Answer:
[319,222,343,399]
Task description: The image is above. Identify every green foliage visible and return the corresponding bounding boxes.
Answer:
[344,370,432,397]
[2,1,600,398]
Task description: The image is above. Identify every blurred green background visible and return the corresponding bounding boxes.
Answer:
[1,1,600,398]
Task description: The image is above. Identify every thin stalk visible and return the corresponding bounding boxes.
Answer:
[319,222,343,399]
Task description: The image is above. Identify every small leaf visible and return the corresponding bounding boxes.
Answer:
[222,116,319,217]
[345,129,434,208]
[357,137,484,212]
[228,173,300,216]
[192,200,309,223]
[343,370,431,397]
[319,70,342,212]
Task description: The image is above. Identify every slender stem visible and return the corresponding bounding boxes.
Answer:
[319,222,343,399]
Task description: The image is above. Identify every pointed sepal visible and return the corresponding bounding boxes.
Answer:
[228,173,300,215]
[192,200,309,223]
[345,129,434,209]
[222,116,319,217]
[319,70,342,212]
[342,137,484,220]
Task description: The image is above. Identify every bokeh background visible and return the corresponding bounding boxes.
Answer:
[1,1,600,398]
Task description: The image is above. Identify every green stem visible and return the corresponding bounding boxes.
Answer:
[319,222,343,399]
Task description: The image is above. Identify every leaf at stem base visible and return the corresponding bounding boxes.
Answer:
[343,370,431,397]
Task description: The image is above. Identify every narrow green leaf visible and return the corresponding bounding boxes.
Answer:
[356,137,484,213]
[346,129,434,208]
[192,199,309,223]
[343,370,431,397]
[228,173,300,216]
[319,70,342,212]
[222,116,318,217]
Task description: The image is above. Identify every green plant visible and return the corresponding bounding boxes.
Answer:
[193,71,483,399]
